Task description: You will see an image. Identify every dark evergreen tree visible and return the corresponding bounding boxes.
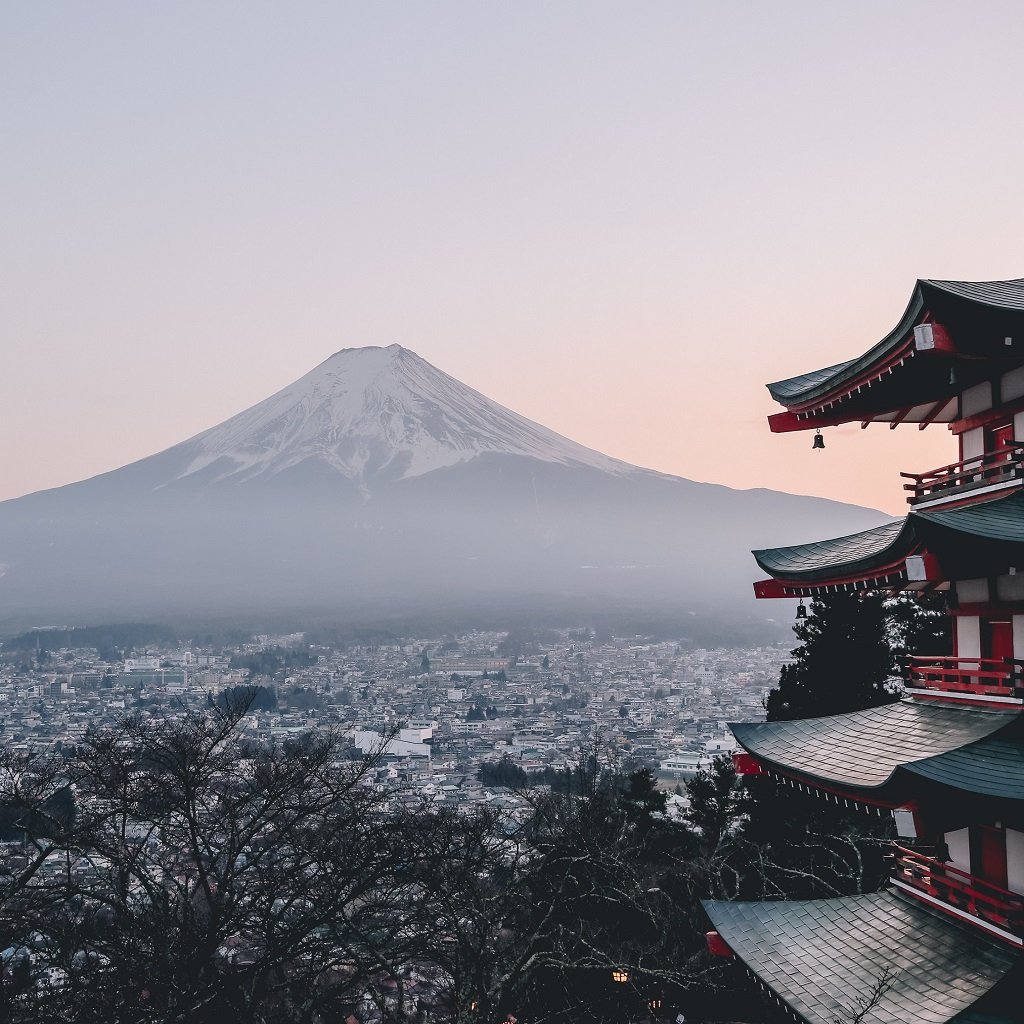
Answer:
[731,590,951,903]
[765,592,897,722]
[886,590,953,664]
[685,757,741,853]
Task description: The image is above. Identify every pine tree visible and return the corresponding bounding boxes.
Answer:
[734,591,951,901]
[765,592,897,722]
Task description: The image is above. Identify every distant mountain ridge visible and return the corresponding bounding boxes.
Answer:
[0,346,887,635]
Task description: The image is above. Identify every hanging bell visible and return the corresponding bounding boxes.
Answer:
[949,367,957,386]
[812,429,825,450]
[796,599,807,619]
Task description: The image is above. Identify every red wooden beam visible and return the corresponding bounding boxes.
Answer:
[705,931,734,958]
[919,397,953,431]
[752,555,917,598]
[889,405,913,429]
[732,752,767,776]
[768,408,864,433]
[950,393,1024,435]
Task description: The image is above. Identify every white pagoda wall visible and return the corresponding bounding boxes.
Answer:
[961,381,992,419]
[1008,828,1024,896]
[1002,365,1024,403]
[955,369,1024,458]
[955,615,981,660]
[961,427,984,462]
[953,577,1024,658]
[956,578,989,603]
[945,827,971,875]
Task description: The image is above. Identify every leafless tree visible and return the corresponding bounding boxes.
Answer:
[0,711,739,1024]
[1,696,416,1023]
[830,966,900,1024]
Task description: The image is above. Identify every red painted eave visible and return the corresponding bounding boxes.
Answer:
[752,558,916,598]
[705,930,734,958]
[733,752,767,776]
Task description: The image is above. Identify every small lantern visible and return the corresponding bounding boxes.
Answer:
[611,969,629,984]
[796,599,807,619]
[812,429,825,450]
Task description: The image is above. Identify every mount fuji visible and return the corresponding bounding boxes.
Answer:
[0,346,884,634]
[173,344,634,492]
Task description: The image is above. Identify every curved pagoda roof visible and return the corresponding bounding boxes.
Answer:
[730,700,1021,798]
[753,490,1024,595]
[905,734,1024,799]
[702,890,1019,1024]
[920,488,1024,542]
[753,518,910,584]
[767,277,1024,432]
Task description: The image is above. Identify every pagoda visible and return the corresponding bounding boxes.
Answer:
[702,278,1024,1023]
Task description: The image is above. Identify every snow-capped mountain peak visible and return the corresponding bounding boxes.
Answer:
[175,344,636,488]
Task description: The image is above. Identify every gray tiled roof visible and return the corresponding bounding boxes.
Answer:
[730,700,1018,790]
[752,519,908,580]
[925,277,1024,309]
[769,360,857,401]
[904,735,1024,799]
[766,277,1024,407]
[917,490,1024,544]
[753,490,1024,584]
[702,890,1019,1024]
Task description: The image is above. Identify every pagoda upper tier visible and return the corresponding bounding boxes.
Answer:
[767,278,1024,432]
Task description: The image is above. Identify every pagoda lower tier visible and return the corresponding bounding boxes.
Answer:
[702,890,1022,1024]
[729,699,1024,948]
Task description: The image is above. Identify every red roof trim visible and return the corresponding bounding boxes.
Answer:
[752,554,918,598]
[783,337,916,414]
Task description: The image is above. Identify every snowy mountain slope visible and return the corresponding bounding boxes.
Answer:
[171,345,639,491]
[0,345,889,631]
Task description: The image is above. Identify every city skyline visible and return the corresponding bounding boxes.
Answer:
[6,3,1024,513]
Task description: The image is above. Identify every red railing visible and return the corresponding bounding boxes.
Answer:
[906,656,1023,699]
[892,845,1024,939]
[901,442,1024,505]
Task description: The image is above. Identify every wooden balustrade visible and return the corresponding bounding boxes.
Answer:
[901,443,1024,505]
[905,656,1022,699]
[892,845,1024,939]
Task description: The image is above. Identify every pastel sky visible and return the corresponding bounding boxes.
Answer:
[4,2,1024,514]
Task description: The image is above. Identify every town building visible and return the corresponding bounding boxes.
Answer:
[704,278,1024,1022]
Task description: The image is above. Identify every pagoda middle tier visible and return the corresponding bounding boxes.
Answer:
[731,700,1023,813]
[752,489,1024,601]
